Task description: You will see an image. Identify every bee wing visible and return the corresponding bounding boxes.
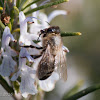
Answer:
[55,48,67,81]
[37,44,55,80]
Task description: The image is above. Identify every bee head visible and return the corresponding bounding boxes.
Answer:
[40,26,60,37]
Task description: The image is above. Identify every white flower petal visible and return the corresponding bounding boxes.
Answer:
[31,4,38,24]
[30,12,49,34]
[5,46,17,56]
[19,12,38,36]
[2,26,11,48]
[26,54,35,63]
[19,33,40,45]
[31,4,37,9]
[30,6,48,35]
[15,92,22,100]
[25,33,40,45]
[30,24,41,34]
[19,11,27,35]
[24,17,34,23]
[38,12,49,28]
[32,56,42,70]
[19,48,26,68]
[21,93,28,98]
[39,72,59,91]
[19,12,39,45]
[20,65,37,98]
[11,70,21,81]
[0,55,16,77]
[28,33,39,41]
[19,58,26,69]
[20,48,35,63]
[19,48,27,69]
[27,48,42,56]
[19,48,26,57]
[62,45,69,53]
[48,10,67,22]
[21,65,36,74]
[2,26,16,49]
[19,11,26,24]
[7,34,16,42]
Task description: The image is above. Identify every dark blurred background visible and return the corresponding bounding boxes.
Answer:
[44,0,100,100]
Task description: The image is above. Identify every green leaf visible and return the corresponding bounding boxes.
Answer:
[63,83,100,100]
[14,6,19,15]
[16,0,21,8]
[10,6,19,29]
[6,0,10,15]
[19,0,27,11]
[61,32,82,37]
[22,0,41,11]
[63,80,83,99]
[25,0,69,15]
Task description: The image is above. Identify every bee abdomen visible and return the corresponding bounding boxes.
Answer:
[37,44,56,80]
[38,70,54,80]
[37,56,55,80]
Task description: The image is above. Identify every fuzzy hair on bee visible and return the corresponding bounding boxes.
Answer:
[36,26,68,81]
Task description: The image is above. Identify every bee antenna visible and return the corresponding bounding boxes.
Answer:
[45,21,50,26]
[37,33,42,41]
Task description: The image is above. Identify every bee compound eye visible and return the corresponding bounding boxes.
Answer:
[55,27,60,34]
[47,28,53,33]
[56,29,60,33]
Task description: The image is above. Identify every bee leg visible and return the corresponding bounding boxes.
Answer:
[31,47,47,59]
[20,45,43,50]
[62,45,69,53]
[30,47,46,59]
[20,45,46,59]
[31,55,42,59]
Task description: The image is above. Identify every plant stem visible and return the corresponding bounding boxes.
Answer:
[61,32,82,37]
[63,81,83,99]
[0,75,14,93]
[25,0,69,15]
[0,76,18,100]
[63,83,100,100]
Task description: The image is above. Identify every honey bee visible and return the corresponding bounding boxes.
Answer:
[22,26,68,81]
[36,26,68,81]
